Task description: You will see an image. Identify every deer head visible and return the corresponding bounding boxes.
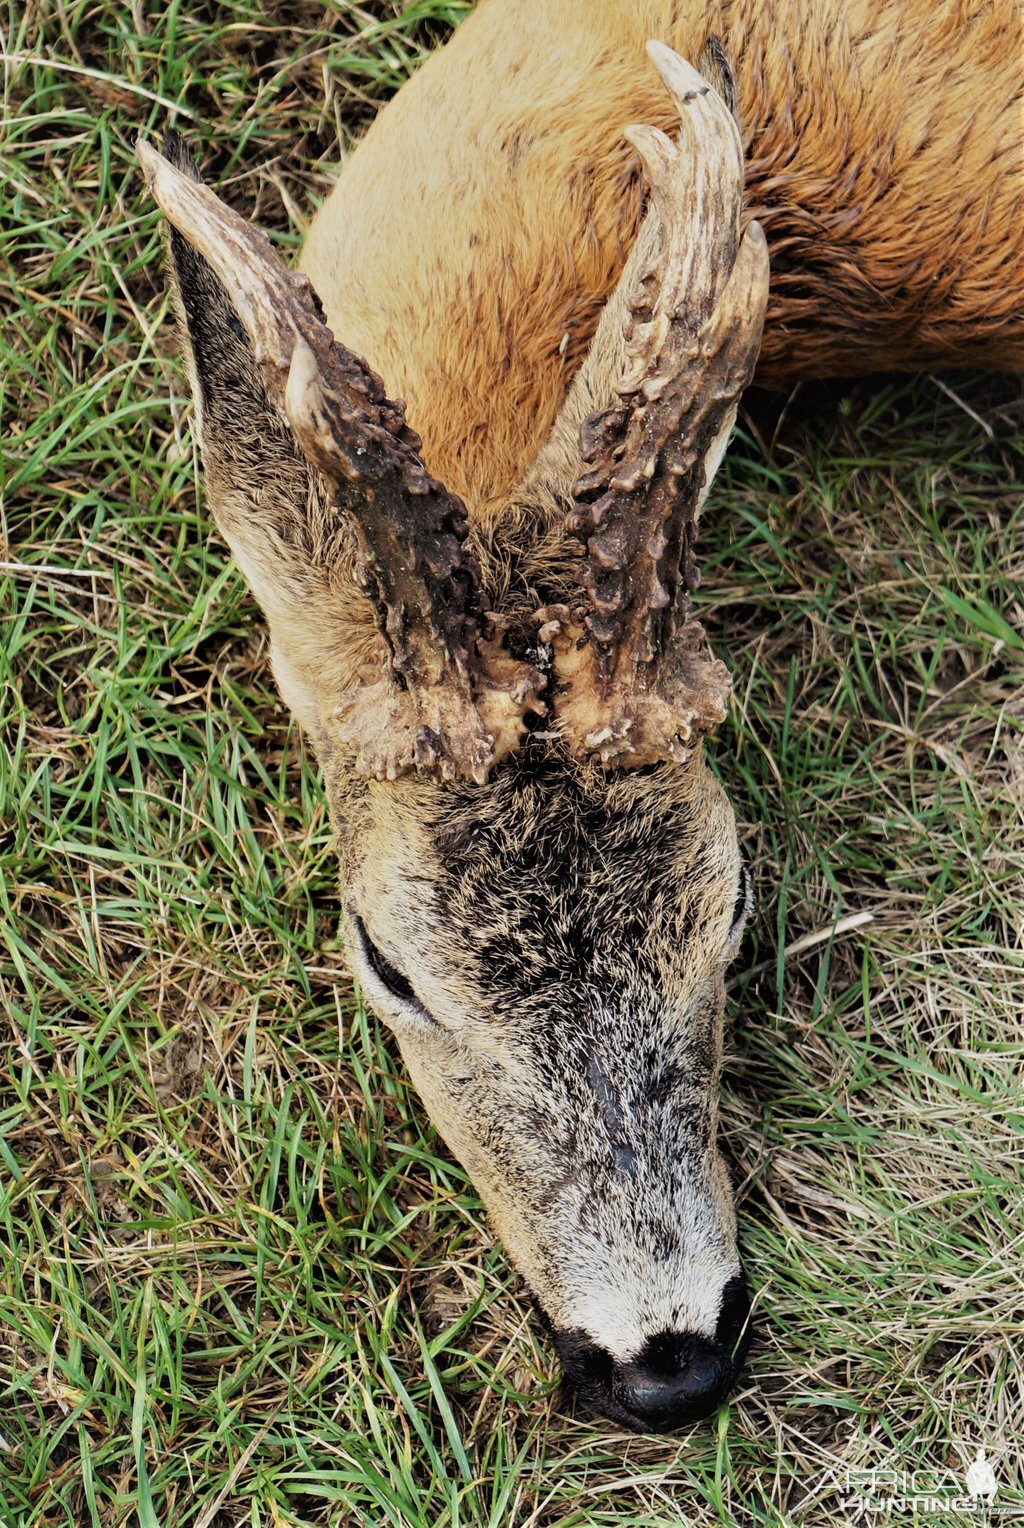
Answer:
[140,42,768,1432]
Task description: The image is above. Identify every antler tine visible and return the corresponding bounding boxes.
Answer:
[138,139,544,782]
[551,44,769,768]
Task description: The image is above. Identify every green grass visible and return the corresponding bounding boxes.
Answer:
[2,2,1023,1524]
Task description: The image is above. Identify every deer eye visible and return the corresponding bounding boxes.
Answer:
[729,861,754,936]
[349,912,433,1020]
[366,927,415,1000]
[351,913,415,999]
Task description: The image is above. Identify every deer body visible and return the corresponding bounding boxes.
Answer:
[141,0,1023,1432]
[302,0,1024,515]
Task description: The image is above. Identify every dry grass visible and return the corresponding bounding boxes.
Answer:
[1,3,1023,1525]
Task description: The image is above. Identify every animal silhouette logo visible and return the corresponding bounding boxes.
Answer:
[965,1447,998,1503]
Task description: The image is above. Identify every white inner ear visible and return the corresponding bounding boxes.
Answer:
[270,641,321,734]
[694,404,739,523]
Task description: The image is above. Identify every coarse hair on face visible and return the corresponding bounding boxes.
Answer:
[332,741,755,1428]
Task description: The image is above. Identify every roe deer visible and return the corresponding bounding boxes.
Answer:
[139,0,1023,1431]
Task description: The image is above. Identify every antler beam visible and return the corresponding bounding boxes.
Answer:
[138,137,544,782]
[551,44,769,767]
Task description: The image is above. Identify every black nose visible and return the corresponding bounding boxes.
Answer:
[553,1272,752,1433]
[613,1333,734,1430]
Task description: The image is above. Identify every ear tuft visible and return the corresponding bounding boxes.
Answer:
[697,36,738,125]
[160,128,204,184]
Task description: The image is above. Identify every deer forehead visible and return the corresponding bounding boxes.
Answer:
[342,754,740,1000]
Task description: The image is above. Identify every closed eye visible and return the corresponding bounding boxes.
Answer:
[731,861,753,932]
[349,911,433,1020]
[724,859,754,956]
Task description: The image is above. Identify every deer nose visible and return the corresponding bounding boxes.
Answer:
[611,1271,751,1430]
[552,1271,751,1432]
[613,1337,733,1430]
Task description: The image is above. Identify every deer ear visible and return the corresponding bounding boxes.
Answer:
[160,133,353,734]
[146,134,544,780]
[163,134,297,476]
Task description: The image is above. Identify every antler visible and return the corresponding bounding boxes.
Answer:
[138,138,544,782]
[548,44,769,767]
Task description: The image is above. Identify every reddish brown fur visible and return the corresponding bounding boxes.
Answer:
[302,0,1024,512]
